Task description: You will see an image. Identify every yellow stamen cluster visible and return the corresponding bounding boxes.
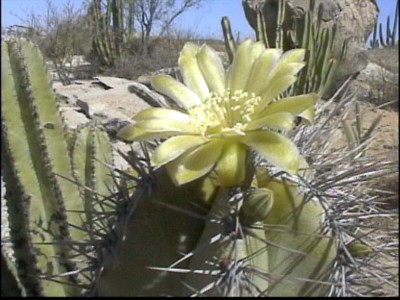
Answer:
[188,90,261,138]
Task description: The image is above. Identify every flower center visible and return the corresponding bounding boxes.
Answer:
[188,89,261,138]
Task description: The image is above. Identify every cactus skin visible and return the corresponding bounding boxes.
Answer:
[95,167,219,296]
[1,249,25,297]
[70,124,115,233]
[261,177,336,297]
[1,38,84,296]
[1,38,116,296]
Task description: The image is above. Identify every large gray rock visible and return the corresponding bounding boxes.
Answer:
[242,0,379,95]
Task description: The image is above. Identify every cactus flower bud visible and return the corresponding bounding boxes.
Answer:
[239,188,274,224]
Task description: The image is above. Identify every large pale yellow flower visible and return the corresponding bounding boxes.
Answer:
[118,39,317,186]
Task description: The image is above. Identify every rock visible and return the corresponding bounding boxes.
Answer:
[352,62,399,107]
[242,0,379,95]
[54,77,151,129]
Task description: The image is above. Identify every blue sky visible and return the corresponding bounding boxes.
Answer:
[1,0,398,41]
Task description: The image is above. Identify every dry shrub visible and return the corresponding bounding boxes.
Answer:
[102,36,225,80]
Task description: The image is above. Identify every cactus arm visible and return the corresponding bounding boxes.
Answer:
[96,169,218,296]
[275,0,285,49]
[2,40,73,296]
[71,124,115,231]
[1,248,26,297]
[256,7,269,48]
[263,179,336,297]
[221,17,236,63]
[392,0,398,46]
[19,39,87,242]
[182,187,269,296]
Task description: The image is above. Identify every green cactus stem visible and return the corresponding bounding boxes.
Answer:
[70,124,115,234]
[94,167,219,296]
[221,16,236,64]
[1,38,88,296]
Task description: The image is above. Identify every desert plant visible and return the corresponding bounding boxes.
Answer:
[369,0,399,48]
[87,0,125,68]
[1,37,115,296]
[1,34,398,298]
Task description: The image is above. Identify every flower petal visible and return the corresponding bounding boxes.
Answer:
[179,50,210,100]
[197,44,225,95]
[215,142,246,187]
[246,112,295,131]
[180,42,200,56]
[117,123,144,141]
[133,107,194,123]
[259,93,317,123]
[151,75,202,109]
[226,39,264,91]
[245,48,282,95]
[151,135,208,168]
[118,118,200,141]
[268,62,306,80]
[166,140,223,185]
[137,119,199,135]
[262,49,306,91]
[240,131,299,174]
[258,75,297,109]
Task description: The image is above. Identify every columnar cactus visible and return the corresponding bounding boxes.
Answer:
[1,38,115,296]
[370,0,398,48]
[87,0,125,68]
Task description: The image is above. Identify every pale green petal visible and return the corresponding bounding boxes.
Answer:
[151,75,201,109]
[263,49,306,89]
[137,119,200,135]
[226,39,263,91]
[117,119,199,141]
[166,140,223,185]
[117,123,180,141]
[277,48,305,64]
[258,75,297,110]
[259,93,317,123]
[181,42,200,56]
[151,135,208,168]
[133,107,193,123]
[240,131,299,174]
[179,53,210,100]
[245,48,283,95]
[246,112,295,131]
[268,62,305,80]
[215,142,246,187]
[298,106,315,125]
[197,44,225,95]
[117,123,143,141]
